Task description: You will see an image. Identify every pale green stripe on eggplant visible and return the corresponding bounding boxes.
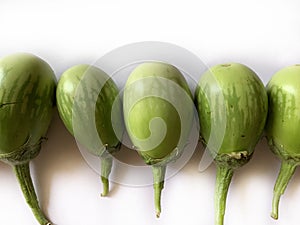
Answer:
[195,63,268,225]
[56,64,122,197]
[266,65,300,220]
[0,53,56,225]
[57,64,121,156]
[196,63,268,155]
[266,66,300,156]
[0,53,56,157]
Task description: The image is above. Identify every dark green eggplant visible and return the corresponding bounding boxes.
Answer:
[0,53,56,225]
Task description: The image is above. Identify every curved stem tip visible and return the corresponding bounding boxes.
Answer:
[271,160,297,220]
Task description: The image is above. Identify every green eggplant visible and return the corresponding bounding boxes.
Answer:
[0,53,56,225]
[123,62,194,217]
[56,64,122,196]
[195,63,268,225]
[265,64,300,219]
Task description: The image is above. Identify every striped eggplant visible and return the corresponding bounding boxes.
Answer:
[266,64,300,219]
[123,62,194,217]
[195,63,268,225]
[56,64,122,196]
[0,53,56,225]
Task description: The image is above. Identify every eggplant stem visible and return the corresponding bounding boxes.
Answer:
[152,165,167,218]
[215,165,234,225]
[100,155,113,197]
[271,160,297,220]
[13,162,51,225]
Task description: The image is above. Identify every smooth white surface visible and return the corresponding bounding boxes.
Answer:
[1,0,300,225]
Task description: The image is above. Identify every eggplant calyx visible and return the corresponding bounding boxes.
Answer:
[214,151,253,169]
[0,136,46,165]
[139,147,181,166]
[267,137,300,164]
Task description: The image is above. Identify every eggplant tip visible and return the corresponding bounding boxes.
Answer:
[100,193,107,197]
[271,212,278,220]
[156,211,161,218]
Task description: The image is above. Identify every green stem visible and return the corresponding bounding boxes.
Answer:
[152,165,167,218]
[271,160,297,220]
[215,165,234,225]
[100,155,113,197]
[13,162,51,225]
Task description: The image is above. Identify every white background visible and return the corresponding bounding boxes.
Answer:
[1,0,300,225]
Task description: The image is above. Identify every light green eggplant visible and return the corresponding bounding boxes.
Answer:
[266,64,300,219]
[56,64,123,196]
[195,63,268,225]
[123,62,194,217]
